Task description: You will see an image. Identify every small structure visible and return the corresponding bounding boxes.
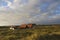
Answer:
[10,26,15,30]
[19,24,33,29]
[27,24,32,28]
[10,24,35,29]
[19,24,27,28]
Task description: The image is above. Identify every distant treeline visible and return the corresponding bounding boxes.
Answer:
[0,24,60,28]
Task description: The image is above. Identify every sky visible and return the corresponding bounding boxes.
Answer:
[0,0,60,26]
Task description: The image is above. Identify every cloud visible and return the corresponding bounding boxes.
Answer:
[0,0,60,26]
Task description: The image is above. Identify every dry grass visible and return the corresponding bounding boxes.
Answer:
[0,25,60,40]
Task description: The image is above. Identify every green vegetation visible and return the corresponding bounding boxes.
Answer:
[0,24,60,40]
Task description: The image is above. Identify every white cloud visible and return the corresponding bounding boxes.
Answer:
[0,0,60,26]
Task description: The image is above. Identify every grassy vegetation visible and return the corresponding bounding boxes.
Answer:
[0,24,60,40]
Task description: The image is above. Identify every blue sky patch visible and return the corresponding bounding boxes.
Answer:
[0,0,7,6]
[9,0,14,3]
[40,2,50,12]
[21,0,28,4]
